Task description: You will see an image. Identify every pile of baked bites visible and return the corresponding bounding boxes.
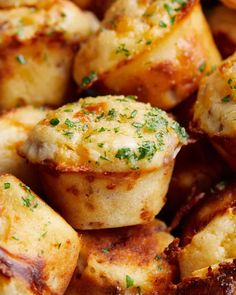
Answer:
[0,0,236,294]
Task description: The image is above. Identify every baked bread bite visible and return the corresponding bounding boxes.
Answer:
[208,4,236,58]
[178,181,236,279]
[193,52,236,171]
[73,0,221,110]
[66,220,176,295]
[0,0,98,110]
[0,174,80,295]
[0,106,47,192]
[20,95,188,229]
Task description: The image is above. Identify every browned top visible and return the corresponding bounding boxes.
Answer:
[0,246,54,295]
[175,260,236,295]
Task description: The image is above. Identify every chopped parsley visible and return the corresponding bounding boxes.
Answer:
[138,141,157,161]
[4,183,10,189]
[116,43,130,57]
[115,148,137,169]
[171,121,188,143]
[199,61,206,73]
[16,54,26,65]
[102,248,110,254]
[50,118,60,126]
[159,20,167,28]
[81,71,97,88]
[126,275,134,288]
[221,94,231,103]
[20,183,38,210]
[107,108,117,119]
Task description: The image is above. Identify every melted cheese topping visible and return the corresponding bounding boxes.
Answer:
[0,0,99,48]
[21,95,187,173]
[74,0,197,87]
[193,52,236,137]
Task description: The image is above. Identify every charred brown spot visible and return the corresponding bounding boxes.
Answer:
[140,208,153,222]
[0,247,52,295]
[66,185,79,196]
[176,260,236,295]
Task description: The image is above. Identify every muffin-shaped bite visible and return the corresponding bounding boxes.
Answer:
[66,220,176,295]
[193,52,236,171]
[0,174,80,295]
[0,0,98,110]
[208,5,236,58]
[0,106,47,192]
[73,0,221,111]
[176,260,236,295]
[20,95,187,229]
[178,181,236,278]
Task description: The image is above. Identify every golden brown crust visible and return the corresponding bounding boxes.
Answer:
[74,0,221,110]
[180,181,236,246]
[0,174,81,294]
[176,260,236,295]
[66,220,177,295]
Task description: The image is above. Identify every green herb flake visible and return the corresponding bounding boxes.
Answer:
[63,131,74,139]
[114,127,120,133]
[107,108,117,119]
[116,43,130,57]
[132,122,143,129]
[16,54,26,65]
[65,118,77,128]
[138,141,157,161]
[126,275,134,288]
[115,148,138,169]
[50,118,60,126]
[130,110,138,119]
[11,236,19,241]
[126,95,138,100]
[164,3,174,16]
[146,39,152,45]
[102,248,110,254]
[221,94,231,103]
[81,71,97,88]
[159,20,167,28]
[199,61,206,73]
[155,254,161,260]
[4,183,10,189]
[171,121,188,143]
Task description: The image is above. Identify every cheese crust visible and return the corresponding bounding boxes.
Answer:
[66,220,176,295]
[20,95,187,229]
